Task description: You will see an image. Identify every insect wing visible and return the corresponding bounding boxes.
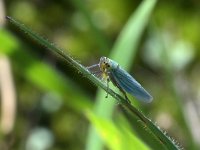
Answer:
[110,67,153,102]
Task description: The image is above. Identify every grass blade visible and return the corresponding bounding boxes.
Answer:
[6,16,180,150]
[86,111,150,150]
[86,0,157,150]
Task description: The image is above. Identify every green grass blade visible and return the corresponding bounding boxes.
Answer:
[119,104,181,150]
[111,0,157,68]
[86,0,157,150]
[86,111,150,150]
[6,16,180,150]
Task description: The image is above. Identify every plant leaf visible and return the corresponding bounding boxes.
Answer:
[86,111,150,150]
[6,16,180,150]
[86,0,158,150]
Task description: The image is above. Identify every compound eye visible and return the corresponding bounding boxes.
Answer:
[106,63,110,68]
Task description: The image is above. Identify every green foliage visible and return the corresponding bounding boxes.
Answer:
[2,0,200,150]
[86,111,150,150]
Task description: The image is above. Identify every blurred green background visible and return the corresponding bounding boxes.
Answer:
[0,0,200,150]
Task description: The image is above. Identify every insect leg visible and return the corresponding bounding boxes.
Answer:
[120,89,131,104]
[105,77,110,98]
[86,63,102,78]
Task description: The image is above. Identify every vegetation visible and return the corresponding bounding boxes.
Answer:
[0,0,200,150]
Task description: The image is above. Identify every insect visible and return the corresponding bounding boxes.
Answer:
[87,57,153,103]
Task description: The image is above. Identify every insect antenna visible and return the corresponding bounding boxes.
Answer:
[86,63,99,70]
[86,63,103,79]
